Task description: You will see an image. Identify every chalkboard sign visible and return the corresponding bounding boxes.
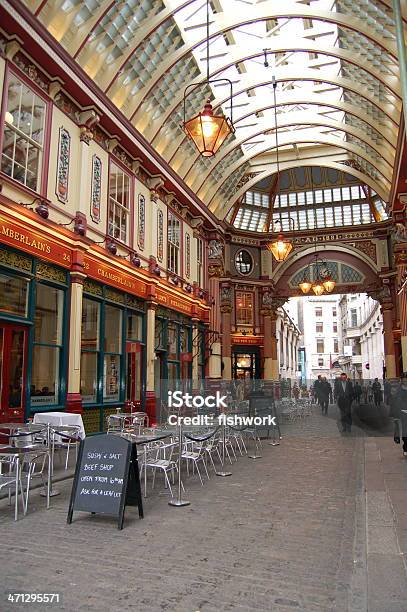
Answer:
[67,434,143,529]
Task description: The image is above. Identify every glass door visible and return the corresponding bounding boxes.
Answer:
[233,353,255,380]
[232,348,260,380]
[0,324,28,423]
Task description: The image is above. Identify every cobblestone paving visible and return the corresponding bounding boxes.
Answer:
[0,406,386,612]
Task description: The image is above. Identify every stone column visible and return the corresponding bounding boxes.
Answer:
[192,319,200,391]
[66,271,86,413]
[221,305,232,380]
[145,301,157,423]
[220,283,232,380]
[382,302,397,379]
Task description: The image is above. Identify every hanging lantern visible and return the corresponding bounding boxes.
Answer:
[266,233,293,262]
[299,279,312,294]
[312,281,325,296]
[183,100,234,157]
[323,277,336,293]
[182,0,234,157]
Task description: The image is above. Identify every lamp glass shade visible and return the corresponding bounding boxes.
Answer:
[184,101,234,157]
[299,280,312,294]
[312,281,324,296]
[322,278,336,293]
[266,234,293,262]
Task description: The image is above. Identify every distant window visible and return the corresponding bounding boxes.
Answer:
[316,322,323,333]
[235,250,253,275]
[350,308,358,327]
[235,291,253,325]
[317,339,324,353]
[332,308,337,317]
[333,322,338,333]
[334,339,339,353]
[315,308,322,317]
[318,358,324,367]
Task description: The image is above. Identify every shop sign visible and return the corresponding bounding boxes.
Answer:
[232,335,261,345]
[155,288,193,316]
[0,215,72,268]
[84,256,147,298]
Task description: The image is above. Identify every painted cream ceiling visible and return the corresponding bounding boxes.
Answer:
[23,0,402,225]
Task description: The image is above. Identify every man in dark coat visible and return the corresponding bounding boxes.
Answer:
[335,372,354,433]
[372,378,382,406]
[390,374,407,456]
[319,377,332,415]
[313,375,322,406]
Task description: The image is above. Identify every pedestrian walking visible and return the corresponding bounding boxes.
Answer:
[354,382,362,405]
[334,372,354,433]
[319,377,332,415]
[390,374,407,457]
[372,378,382,407]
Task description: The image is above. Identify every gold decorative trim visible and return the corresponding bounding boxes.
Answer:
[0,249,32,273]
[83,279,103,296]
[36,262,67,284]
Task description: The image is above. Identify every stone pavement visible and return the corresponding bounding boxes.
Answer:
[0,405,406,612]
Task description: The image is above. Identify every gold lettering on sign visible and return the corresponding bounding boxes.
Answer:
[1,224,51,253]
[97,268,136,290]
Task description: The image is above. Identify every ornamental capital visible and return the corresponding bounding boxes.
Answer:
[80,127,94,145]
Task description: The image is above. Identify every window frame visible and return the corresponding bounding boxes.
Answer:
[235,291,254,326]
[80,290,145,409]
[107,158,133,246]
[0,65,51,197]
[31,280,66,408]
[167,210,182,276]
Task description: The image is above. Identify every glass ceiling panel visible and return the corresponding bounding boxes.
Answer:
[232,167,388,232]
[28,0,399,218]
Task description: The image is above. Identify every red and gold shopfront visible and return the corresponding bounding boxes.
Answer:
[0,204,209,431]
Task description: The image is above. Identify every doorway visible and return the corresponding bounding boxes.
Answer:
[232,348,260,380]
[0,324,28,423]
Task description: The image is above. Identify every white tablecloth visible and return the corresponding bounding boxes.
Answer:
[33,412,86,439]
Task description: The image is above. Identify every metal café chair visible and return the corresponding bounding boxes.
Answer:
[10,427,50,514]
[0,453,24,521]
[181,439,210,486]
[51,425,81,470]
[140,441,182,497]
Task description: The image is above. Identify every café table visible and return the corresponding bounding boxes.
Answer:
[33,412,85,439]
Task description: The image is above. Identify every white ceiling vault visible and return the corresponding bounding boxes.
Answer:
[24,0,402,228]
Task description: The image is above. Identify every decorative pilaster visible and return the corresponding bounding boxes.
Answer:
[263,293,286,381]
[66,271,86,413]
[145,301,157,423]
[220,283,232,380]
[382,301,397,379]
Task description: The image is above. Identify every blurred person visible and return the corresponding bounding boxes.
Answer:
[372,378,382,407]
[335,372,354,433]
[313,375,322,406]
[390,374,407,456]
[292,383,300,402]
[319,377,332,415]
[353,381,362,405]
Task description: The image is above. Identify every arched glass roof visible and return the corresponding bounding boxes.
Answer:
[23,0,400,224]
[229,166,388,232]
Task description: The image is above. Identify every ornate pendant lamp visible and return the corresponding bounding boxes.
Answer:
[322,276,336,293]
[266,232,293,261]
[182,0,234,157]
[312,280,325,296]
[266,76,292,261]
[298,274,312,294]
